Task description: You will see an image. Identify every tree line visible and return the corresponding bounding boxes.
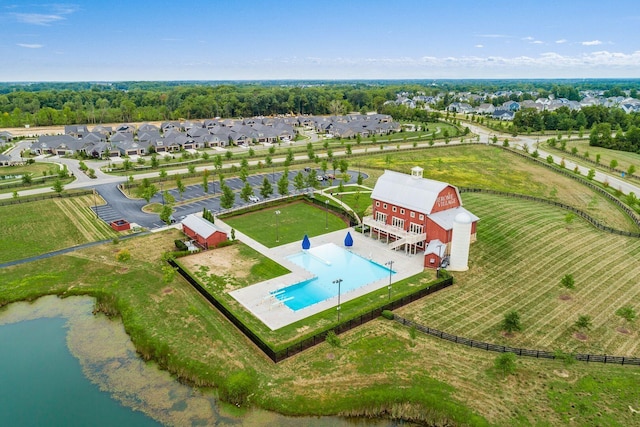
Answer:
[2,80,639,128]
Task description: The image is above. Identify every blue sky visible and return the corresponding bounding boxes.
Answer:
[2,0,640,81]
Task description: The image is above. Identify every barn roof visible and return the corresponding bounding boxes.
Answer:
[181,214,223,239]
[371,170,458,215]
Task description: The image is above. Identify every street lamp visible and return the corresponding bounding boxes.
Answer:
[385,260,394,301]
[325,199,329,229]
[160,182,164,205]
[212,179,216,194]
[272,165,275,183]
[275,210,281,242]
[93,188,98,218]
[332,278,343,322]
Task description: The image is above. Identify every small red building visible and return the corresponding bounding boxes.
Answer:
[363,167,478,267]
[181,214,228,249]
[110,219,130,232]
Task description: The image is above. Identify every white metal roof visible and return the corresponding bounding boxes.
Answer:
[371,170,455,214]
[181,214,222,239]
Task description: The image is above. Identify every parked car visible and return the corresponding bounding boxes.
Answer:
[304,167,311,172]
[325,173,335,180]
[316,175,324,181]
[248,195,260,203]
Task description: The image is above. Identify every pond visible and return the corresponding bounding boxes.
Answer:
[0,296,404,426]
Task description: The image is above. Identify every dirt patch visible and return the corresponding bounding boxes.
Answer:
[559,294,572,301]
[326,353,335,360]
[573,332,588,341]
[553,369,570,378]
[178,245,254,290]
[616,327,630,335]
[501,331,515,338]
[162,287,174,295]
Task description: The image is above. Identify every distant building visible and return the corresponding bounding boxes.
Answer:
[363,167,478,269]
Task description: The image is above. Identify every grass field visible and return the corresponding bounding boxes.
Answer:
[222,201,348,248]
[398,192,640,356]
[0,195,117,263]
[549,138,640,174]
[3,220,640,426]
[356,144,639,232]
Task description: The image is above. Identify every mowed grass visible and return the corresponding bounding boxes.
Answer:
[4,226,640,426]
[357,144,639,232]
[556,138,640,173]
[222,200,348,248]
[0,195,117,263]
[398,192,640,356]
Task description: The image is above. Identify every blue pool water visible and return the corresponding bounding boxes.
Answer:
[279,243,395,311]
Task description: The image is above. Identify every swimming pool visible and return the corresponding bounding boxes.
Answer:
[275,243,395,311]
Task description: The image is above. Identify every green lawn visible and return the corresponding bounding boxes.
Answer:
[550,138,640,174]
[222,201,348,248]
[399,192,640,356]
[0,195,117,263]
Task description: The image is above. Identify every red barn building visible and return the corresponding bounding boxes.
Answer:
[181,214,228,249]
[363,167,478,268]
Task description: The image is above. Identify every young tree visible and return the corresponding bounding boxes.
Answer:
[587,169,596,180]
[494,352,517,377]
[220,183,235,209]
[175,175,185,199]
[595,153,601,164]
[560,273,575,289]
[628,164,637,177]
[225,150,233,160]
[248,147,255,157]
[159,204,174,224]
[187,164,196,174]
[159,169,168,181]
[277,168,290,195]
[345,144,352,155]
[259,176,273,199]
[202,169,210,192]
[22,173,33,185]
[240,181,254,202]
[306,169,319,189]
[52,178,64,195]
[239,166,249,183]
[575,315,592,330]
[501,311,522,333]
[214,154,223,171]
[293,171,306,193]
[610,159,618,169]
[357,173,363,186]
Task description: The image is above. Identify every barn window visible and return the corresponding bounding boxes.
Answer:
[419,214,424,220]
[400,209,405,215]
[383,203,387,209]
[392,206,397,212]
[410,211,415,218]
[375,201,380,207]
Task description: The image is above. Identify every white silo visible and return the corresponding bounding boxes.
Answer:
[448,212,472,271]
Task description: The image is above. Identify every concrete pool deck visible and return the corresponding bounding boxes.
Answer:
[215,219,426,330]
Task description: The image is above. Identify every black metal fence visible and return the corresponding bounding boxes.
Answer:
[459,187,640,238]
[0,189,93,206]
[170,257,453,363]
[394,315,640,366]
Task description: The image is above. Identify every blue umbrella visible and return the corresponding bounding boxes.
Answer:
[344,231,353,247]
[302,234,311,250]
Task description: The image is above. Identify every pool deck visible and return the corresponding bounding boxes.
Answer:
[216,219,426,330]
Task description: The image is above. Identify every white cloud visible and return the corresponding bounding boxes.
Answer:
[477,34,509,38]
[12,13,64,25]
[582,40,603,46]
[11,4,78,26]
[522,36,535,41]
[17,43,43,49]
[556,39,567,44]
[532,40,544,44]
[475,44,483,48]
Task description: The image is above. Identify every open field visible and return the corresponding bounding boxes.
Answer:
[548,138,640,174]
[222,201,348,248]
[2,222,640,425]
[398,192,640,356]
[356,144,639,232]
[0,194,116,263]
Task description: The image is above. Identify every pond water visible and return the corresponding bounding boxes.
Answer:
[0,296,403,427]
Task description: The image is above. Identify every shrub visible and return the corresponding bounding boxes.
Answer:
[218,369,257,406]
[554,350,576,366]
[615,306,637,322]
[115,249,131,262]
[501,311,522,333]
[325,330,340,347]
[494,352,517,377]
[381,310,394,320]
[575,315,592,330]
[561,273,575,289]
[174,240,188,251]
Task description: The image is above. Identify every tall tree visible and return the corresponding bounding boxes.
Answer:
[259,176,273,199]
